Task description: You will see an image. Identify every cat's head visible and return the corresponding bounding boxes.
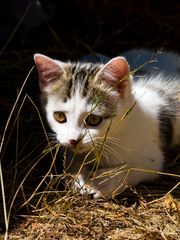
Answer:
[34,54,132,152]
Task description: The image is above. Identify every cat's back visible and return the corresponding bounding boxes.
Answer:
[132,74,180,146]
[133,74,180,100]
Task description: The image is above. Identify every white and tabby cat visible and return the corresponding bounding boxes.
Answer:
[34,51,180,199]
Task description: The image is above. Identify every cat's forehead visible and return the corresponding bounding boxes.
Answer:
[70,61,102,73]
[66,62,102,97]
[46,62,102,102]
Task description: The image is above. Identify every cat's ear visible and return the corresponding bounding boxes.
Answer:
[97,57,131,95]
[34,54,64,90]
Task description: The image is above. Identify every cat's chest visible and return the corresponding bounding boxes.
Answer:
[98,141,132,167]
[97,125,163,169]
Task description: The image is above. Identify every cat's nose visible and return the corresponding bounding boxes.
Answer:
[69,139,80,146]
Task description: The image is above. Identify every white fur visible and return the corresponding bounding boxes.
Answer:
[45,73,180,199]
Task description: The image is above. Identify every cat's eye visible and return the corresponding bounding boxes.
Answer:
[85,114,103,127]
[54,111,67,123]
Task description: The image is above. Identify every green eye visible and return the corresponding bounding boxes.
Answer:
[85,114,103,126]
[54,111,67,123]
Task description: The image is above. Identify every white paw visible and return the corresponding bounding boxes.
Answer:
[71,174,99,196]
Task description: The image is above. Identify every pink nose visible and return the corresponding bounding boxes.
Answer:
[69,139,80,146]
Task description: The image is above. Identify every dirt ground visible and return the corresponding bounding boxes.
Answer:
[1,193,180,240]
[0,1,180,239]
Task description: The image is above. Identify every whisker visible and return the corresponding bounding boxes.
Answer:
[102,144,123,162]
[107,136,129,147]
[94,144,110,164]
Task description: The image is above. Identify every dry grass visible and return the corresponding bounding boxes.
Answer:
[0,1,180,239]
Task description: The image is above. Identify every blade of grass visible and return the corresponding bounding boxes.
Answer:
[0,66,34,240]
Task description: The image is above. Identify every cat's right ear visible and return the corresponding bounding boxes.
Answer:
[34,54,64,90]
[96,57,132,97]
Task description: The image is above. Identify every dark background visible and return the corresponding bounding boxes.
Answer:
[0,0,180,228]
[0,0,180,119]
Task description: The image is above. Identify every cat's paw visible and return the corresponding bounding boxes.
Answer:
[69,174,100,196]
[73,180,97,195]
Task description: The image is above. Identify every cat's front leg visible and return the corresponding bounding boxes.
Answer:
[64,149,100,196]
[91,166,130,199]
[64,150,129,199]
[91,164,159,199]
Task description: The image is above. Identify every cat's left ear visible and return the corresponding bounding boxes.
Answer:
[97,57,131,96]
[34,54,64,90]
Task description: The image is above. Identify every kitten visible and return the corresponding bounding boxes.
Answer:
[34,53,180,199]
